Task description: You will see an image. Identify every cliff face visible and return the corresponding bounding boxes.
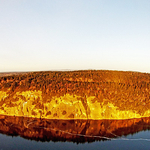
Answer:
[0,70,150,119]
[0,115,150,143]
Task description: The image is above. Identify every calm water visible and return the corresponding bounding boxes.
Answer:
[0,131,150,150]
[0,115,150,150]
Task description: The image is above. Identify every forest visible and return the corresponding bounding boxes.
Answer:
[0,70,150,115]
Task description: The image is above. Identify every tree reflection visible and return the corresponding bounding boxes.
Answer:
[0,115,150,143]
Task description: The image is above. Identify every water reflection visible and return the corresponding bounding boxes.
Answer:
[0,115,150,143]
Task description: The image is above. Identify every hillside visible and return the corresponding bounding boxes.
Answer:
[0,70,150,119]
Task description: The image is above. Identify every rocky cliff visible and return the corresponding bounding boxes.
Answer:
[0,70,150,119]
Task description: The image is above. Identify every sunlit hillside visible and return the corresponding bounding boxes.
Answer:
[0,70,150,119]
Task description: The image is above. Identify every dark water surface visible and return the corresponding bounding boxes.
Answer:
[0,115,150,150]
[0,132,150,150]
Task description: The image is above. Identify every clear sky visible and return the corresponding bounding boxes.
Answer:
[0,0,150,73]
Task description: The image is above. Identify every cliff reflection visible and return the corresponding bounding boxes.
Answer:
[0,115,150,143]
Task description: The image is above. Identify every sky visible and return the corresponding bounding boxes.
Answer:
[0,0,150,73]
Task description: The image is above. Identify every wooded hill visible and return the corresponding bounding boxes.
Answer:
[0,70,150,119]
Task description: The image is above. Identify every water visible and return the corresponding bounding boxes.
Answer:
[0,132,150,150]
[0,115,150,150]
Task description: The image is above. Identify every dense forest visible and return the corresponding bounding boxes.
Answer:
[0,70,150,118]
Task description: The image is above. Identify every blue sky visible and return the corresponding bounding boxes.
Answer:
[0,0,150,73]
